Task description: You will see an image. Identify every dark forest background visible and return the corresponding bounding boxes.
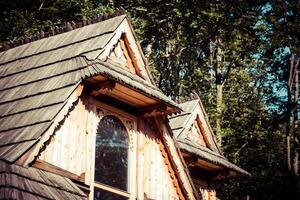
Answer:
[0,1,299,199]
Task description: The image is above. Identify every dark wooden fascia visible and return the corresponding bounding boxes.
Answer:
[86,80,116,96]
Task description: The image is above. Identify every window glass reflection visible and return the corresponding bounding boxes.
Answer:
[94,115,129,191]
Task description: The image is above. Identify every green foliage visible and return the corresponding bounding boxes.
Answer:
[1,1,299,199]
[0,0,114,42]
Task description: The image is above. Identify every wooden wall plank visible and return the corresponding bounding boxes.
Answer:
[154,117,198,200]
[137,118,180,200]
[38,96,99,186]
[36,96,191,200]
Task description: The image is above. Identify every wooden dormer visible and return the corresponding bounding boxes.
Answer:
[0,13,197,200]
[169,98,249,177]
[169,98,250,199]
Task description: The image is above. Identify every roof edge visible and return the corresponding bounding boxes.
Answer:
[15,83,83,166]
[178,140,250,177]
[0,8,127,52]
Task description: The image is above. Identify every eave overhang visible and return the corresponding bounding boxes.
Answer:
[178,140,250,180]
[83,59,182,116]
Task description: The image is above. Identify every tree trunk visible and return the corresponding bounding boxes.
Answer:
[292,57,299,175]
[215,38,223,145]
[216,68,223,145]
[287,54,294,171]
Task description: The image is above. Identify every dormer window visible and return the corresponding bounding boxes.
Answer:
[94,115,130,200]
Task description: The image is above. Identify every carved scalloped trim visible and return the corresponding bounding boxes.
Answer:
[95,106,135,150]
[16,83,84,166]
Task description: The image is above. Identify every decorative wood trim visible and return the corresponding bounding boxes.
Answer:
[123,16,155,84]
[87,80,116,96]
[92,98,137,121]
[91,99,137,200]
[195,116,209,147]
[32,159,85,183]
[158,140,185,200]
[138,103,167,117]
[164,117,201,200]
[120,33,142,77]
[119,37,136,74]
[16,83,84,166]
[152,118,187,200]
[197,100,222,154]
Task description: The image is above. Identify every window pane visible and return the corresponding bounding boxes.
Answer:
[95,115,128,191]
[94,187,128,200]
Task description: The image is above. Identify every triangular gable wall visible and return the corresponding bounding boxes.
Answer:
[108,34,143,77]
[186,116,209,147]
[177,99,221,155]
[87,16,154,84]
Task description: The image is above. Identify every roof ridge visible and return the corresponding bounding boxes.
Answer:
[176,92,200,104]
[0,7,126,52]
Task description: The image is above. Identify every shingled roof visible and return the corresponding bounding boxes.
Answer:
[0,13,183,199]
[169,98,250,177]
[0,14,180,164]
[0,14,124,163]
[0,160,87,199]
[169,99,221,154]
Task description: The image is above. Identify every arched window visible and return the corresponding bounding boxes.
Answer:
[94,115,129,200]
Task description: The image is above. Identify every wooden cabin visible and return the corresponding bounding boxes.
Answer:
[0,11,248,200]
[169,98,250,199]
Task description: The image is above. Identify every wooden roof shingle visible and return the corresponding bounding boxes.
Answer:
[0,160,87,199]
[178,140,250,176]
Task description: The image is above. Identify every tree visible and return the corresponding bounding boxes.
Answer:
[1,1,299,199]
[0,0,114,43]
[256,0,300,176]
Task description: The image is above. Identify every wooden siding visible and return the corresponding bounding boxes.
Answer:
[98,18,149,82]
[39,96,99,185]
[193,178,216,200]
[38,97,186,199]
[157,119,198,200]
[137,119,180,200]
[187,121,207,147]
[108,34,143,77]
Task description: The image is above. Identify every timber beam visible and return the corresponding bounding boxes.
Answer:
[32,159,85,183]
[86,80,116,96]
[138,104,168,117]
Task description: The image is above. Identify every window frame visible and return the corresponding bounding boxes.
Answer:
[91,100,137,200]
